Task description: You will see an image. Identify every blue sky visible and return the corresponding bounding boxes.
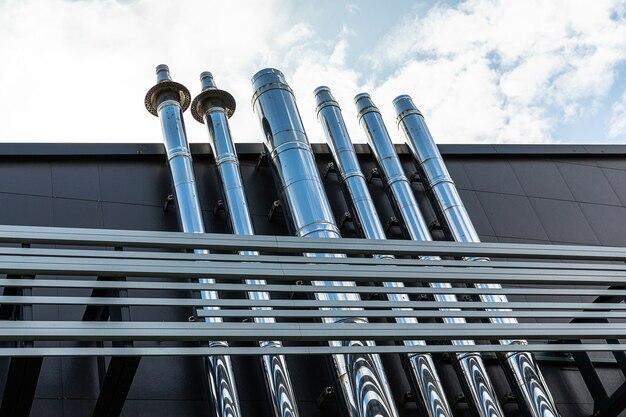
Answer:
[0,0,625,144]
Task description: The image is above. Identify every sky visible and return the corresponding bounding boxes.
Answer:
[0,0,625,144]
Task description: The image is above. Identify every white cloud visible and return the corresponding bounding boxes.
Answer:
[0,0,624,145]
[279,25,367,144]
[0,0,295,143]
[610,89,626,138]
[345,3,359,14]
[365,0,626,143]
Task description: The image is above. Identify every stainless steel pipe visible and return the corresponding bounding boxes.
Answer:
[314,86,453,417]
[251,68,399,417]
[191,71,300,417]
[355,93,505,417]
[393,94,561,417]
[145,65,242,417]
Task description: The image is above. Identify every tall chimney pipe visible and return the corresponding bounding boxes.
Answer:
[191,71,300,417]
[144,65,242,417]
[355,93,505,417]
[314,86,453,417]
[393,94,560,417]
[251,68,399,417]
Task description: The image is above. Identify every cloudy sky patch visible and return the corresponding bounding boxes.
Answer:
[0,0,624,144]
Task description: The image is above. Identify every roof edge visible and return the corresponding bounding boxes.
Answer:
[0,143,623,157]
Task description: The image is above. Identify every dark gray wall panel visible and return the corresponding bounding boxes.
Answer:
[0,162,52,197]
[63,399,98,417]
[102,202,178,231]
[462,159,525,195]
[579,203,626,246]
[127,357,208,401]
[556,162,622,206]
[61,357,100,398]
[529,198,599,245]
[509,159,574,201]
[30,399,63,417]
[98,160,171,206]
[475,192,549,241]
[53,198,103,228]
[601,167,626,206]
[0,193,54,226]
[121,400,211,417]
[51,163,101,200]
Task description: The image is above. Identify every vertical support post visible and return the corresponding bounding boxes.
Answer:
[90,247,140,417]
[0,244,43,417]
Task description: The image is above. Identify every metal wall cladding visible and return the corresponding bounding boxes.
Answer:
[0,146,625,416]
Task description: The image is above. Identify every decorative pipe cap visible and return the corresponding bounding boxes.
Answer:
[393,94,423,126]
[191,71,236,123]
[251,68,286,86]
[313,85,331,96]
[354,92,379,121]
[313,85,340,116]
[251,68,292,105]
[155,64,172,82]
[144,64,191,116]
[199,71,217,91]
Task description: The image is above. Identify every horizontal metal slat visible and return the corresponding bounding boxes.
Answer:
[0,224,625,260]
[2,278,623,297]
[194,309,626,320]
[0,278,623,298]
[2,296,626,310]
[0,344,621,356]
[0,255,623,285]
[2,246,626,273]
[0,321,624,341]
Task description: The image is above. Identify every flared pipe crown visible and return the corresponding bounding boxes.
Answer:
[144,64,191,116]
[393,94,423,126]
[191,72,236,122]
[313,85,340,116]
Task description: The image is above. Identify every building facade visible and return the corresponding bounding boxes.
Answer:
[0,143,624,417]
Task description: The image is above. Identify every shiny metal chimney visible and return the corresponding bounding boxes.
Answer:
[251,68,399,417]
[144,65,242,417]
[314,86,453,417]
[191,71,300,417]
[354,93,505,417]
[393,94,561,417]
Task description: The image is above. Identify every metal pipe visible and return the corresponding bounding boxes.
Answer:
[393,94,561,417]
[314,86,452,417]
[191,71,300,417]
[145,65,242,417]
[251,68,399,417]
[355,93,505,417]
